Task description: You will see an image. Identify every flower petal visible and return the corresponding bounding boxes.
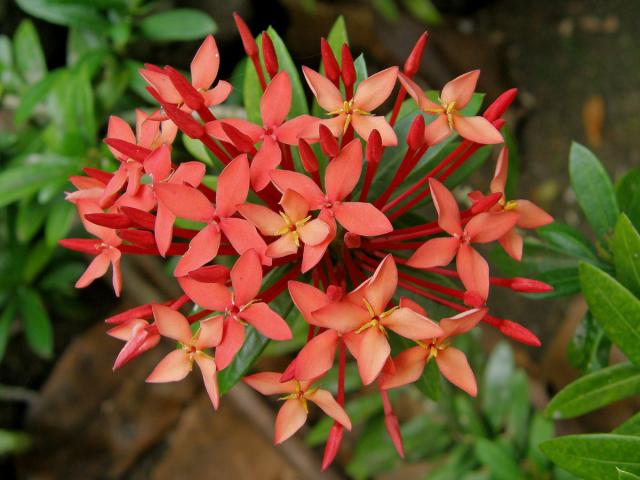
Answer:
[216,154,250,217]
[276,115,319,145]
[298,219,329,246]
[231,249,262,306]
[352,328,391,385]
[353,66,398,111]
[243,371,296,395]
[75,251,110,289]
[215,318,245,370]
[237,203,284,236]
[177,275,231,311]
[190,35,219,90]
[379,346,429,389]
[302,66,343,112]
[490,146,508,194]
[515,200,553,229]
[280,188,309,222]
[398,73,440,111]
[239,302,292,341]
[456,244,489,301]
[174,223,221,277]
[439,308,487,339]
[202,80,232,106]
[441,70,479,108]
[155,183,214,222]
[152,304,192,344]
[171,161,206,187]
[465,211,519,243]
[270,170,325,208]
[325,139,362,201]
[436,347,477,396]
[308,389,352,430]
[266,233,298,258]
[140,68,181,104]
[407,237,460,269]
[312,301,369,333]
[220,218,272,266]
[288,281,330,324]
[250,136,281,191]
[107,115,136,161]
[146,350,191,383]
[261,70,291,127]
[424,114,451,145]
[206,119,263,143]
[453,115,503,144]
[351,114,398,147]
[274,399,308,444]
[333,202,393,236]
[364,254,397,314]
[499,229,523,261]
[383,307,443,340]
[195,315,224,349]
[429,178,462,236]
[194,353,219,409]
[301,210,335,273]
[294,329,339,380]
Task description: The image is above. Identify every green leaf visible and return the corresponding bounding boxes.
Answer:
[454,395,486,437]
[580,263,640,365]
[506,370,530,451]
[613,214,640,296]
[0,429,31,455]
[0,302,17,362]
[13,19,46,85]
[537,222,597,262]
[15,0,108,30]
[569,142,619,238]
[139,9,217,42]
[482,341,514,430]
[217,326,268,395]
[401,0,442,25]
[182,134,214,166]
[415,356,441,400]
[540,434,640,480]
[568,311,611,373]
[527,413,554,472]
[22,239,54,284]
[475,438,524,480]
[17,287,53,359]
[13,71,60,125]
[616,168,640,229]
[45,199,76,246]
[619,468,640,479]
[533,268,582,298]
[16,196,49,243]
[545,363,640,420]
[614,411,640,436]
[326,15,348,62]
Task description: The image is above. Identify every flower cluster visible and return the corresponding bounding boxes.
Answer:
[61,14,553,469]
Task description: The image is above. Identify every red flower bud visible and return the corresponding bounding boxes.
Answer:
[163,103,206,139]
[320,37,340,85]
[340,44,356,90]
[321,423,344,471]
[103,138,151,162]
[59,238,102,255]
[221,122,257,154]
[163,66,204,111]
[82,167,113,184]
[407,114,425,150]
[403,31,428,77]
[463,290,485,308]
[261,31,278,78]
[484,88,517,121]
[366,129,383,164]
[120,206,156,230]
[384,414,405,458]
[319,124,339,157]
[118,229,156,248]
[510,277,554,293]
[233,12,258,57]
[298,138,319,173]
[498,319,541,347]
[188,265,231,283]
[105,304,154,324]
[84,213,131,229]
[470,191,503,214]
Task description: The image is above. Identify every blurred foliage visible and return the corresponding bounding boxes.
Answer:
[0,0,216,363]
[530,144,640,479]
[297,0,442,25]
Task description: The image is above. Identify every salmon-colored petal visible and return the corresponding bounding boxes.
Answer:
[379,346,429,389]
[135,109,158,147]
[298,219,329,246]
[237,203,284,236]
[177,275,231,311]
[171,161,206,187]
[280,189,309,222]
[354,328,391,385]
[424,114,451,145]
[302,66,343,112]
[205,118,263,143]
[101,165,128,201]
[453,115,503,144]
[140,68,182,104]
[274,399,308,444]
[364,254,397,314]
[407,237,460,269]
[108,249,122,297]
[250,136,281,191]
[266,233,298,258]
[294,329,339,380]
[174,223,221,277]
[146,350,191,383]
[515,200,553,229]
[288,281,330,324]
[311,301,369,333]
[220,218,272,266]
[152,304,192,344]
[261,70,291,127]
[215,319,245,370]
[399,297,427,316]
[155,183,214,222]
[465,211,519,243]
[194,353,219,409]
[499,229,523,261]
[383,307,443,340]
[160,119,178,145]
[300,210,335,273]
[490,146,508,194]
[456,244,489,301]
[195,315,224,349]
[144,144,172,182]
[243,371,296,395]
[216,154,250,217]
[325,139,362,201]
[429,178,462,236]
[75,251,110,289]
[439,308,487,339]
[239,302,292,341]
[107,115,136,161]
[353,66,398,112]
[190,35,219,90]
[270,170,325,208]
[276,115,320,145]
[398,73,440,111]
[436,347,477,396]
[308,389,351,430]
[230,249,262,306]
[202,80,232,106]
[351,114,397,147]
[333,202,393,236]
[315,114,346,139]
[441,70,479,108]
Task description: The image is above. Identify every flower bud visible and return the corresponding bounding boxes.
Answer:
[510,277,554,293]
[463,290,485,308]
[163,103,206,139]
[340,44,356,90]
[320,37,340,85]
[261,31,278,78]
[164,65,203,110]
[188,265,231,283]
[321,423,344,470]
[470,191,503,214]
[407,114,425,150]
[233,12,258,57]
[84,213,131,229]
[366,129,383,164]
[484,88,517,121]
[384,413,405,458]
[104,138,151,162]
[298,138,319,173]
[498,319,541,346]
[221,122,256,153]
[319,124,339,157]
[403,31,428,77]
[344,232,361,248]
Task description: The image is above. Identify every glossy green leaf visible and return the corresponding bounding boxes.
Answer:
[45,199,76,246]
[13,19,46,85]
[217,326,268,395]
[475,438,524,480]
[182,134,214,166]
[15,0,108,30]
[616,168,640,229]
[537,222,597,262]
[415,356,441,400]
[0,302,17,362]
[13,71,60,125]
[138,9,217,42]
[568,311,611,373]
[613,214,640,296]
[569,142,619,238]
[540,434,640,479]
[17,287,53,359]
[533,268,582,298]
[614,411,640,436]
[580,263,640,365]
[545,363,640,420]
[619,469,640,480]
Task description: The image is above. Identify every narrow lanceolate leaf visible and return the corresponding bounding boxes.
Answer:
[15,0,108,30]
[45,199,76,246]
[579,263,640,365]
[475,438,524,480]
[569,142,619,238]
[613,411,640,436]
[568,311,611,373]
[616,168,640,230]
[14,70,60,124]
[537,223,598,262]
[17,288,53,359]
[13,19,47,84]
[415,357,441,401]
[613,214,640,297]
[540,434,640,480]
[138,9,217,42]
[544,363,640,420]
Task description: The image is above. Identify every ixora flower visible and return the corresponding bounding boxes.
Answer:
[62,13,554,470]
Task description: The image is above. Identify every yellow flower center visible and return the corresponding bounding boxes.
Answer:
[328,99,371,134]
[275,212,312,247]
[504,200,518,211]
[354,298,397,336]
[424,99,457,130]
[278,381,317,413]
